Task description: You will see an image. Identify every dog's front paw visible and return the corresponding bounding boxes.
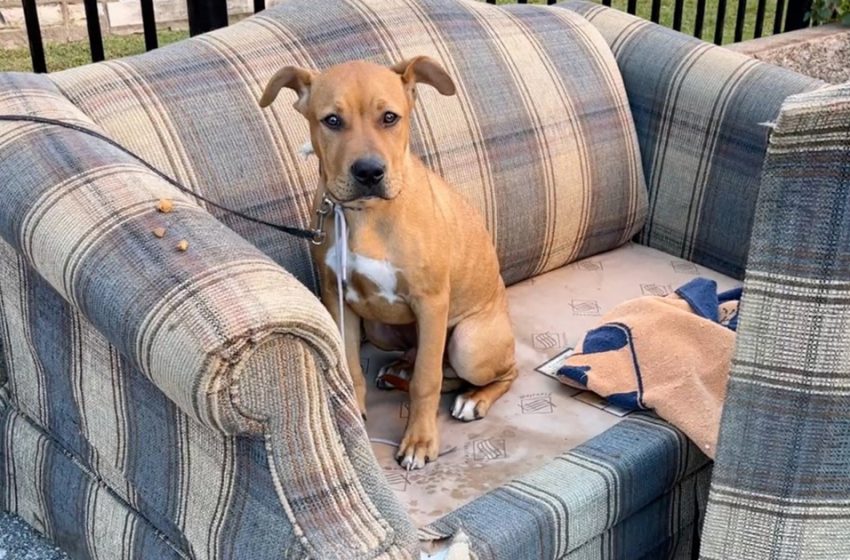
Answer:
[395,425,439,470]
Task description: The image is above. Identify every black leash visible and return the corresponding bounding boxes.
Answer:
[0,114,322,242]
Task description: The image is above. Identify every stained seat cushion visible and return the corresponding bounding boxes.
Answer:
[364,242,740,526]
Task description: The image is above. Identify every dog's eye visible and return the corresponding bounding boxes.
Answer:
[382,111,400,126]
[322,114,343,129]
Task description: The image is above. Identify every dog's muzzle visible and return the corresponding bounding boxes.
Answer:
[350,157,387,197]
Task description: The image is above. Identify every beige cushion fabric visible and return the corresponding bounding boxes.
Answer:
[364,243,740,526]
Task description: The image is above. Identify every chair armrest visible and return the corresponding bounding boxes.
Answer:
[424,414,709,558]
[561,2,823,278]
[0,72,334,432]
[702,82,850,559]
[0,72,418,558]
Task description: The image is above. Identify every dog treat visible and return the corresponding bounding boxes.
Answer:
[156,198,174,213]
[176,239,189,252]
[152,227,166,238]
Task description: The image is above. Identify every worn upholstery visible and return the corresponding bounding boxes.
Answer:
[422,414,711,559]
[0,1,837,559]
[0,1,647,558]
[563,1,822,278]
[0,72,417,559]
[366,242,739,527]
[405,7,824,557]
[701,83,850,560]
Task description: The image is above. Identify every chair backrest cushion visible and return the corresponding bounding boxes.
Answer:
[51,0,646,289]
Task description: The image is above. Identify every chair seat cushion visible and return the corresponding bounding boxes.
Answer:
[364,242,739,527]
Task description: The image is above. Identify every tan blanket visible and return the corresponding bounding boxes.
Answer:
[558,278,741,458]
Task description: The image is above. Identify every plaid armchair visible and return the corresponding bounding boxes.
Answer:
[0,0,840,559]
[701,82,850,560]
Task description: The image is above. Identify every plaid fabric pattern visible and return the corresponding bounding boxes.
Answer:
[51,0,647,288]
[562,2,823,279]
[0,1,647,557]
[0,1,835,559]
[0,406,185,559]
[423,414,711,559]
[0,73,417,559]
[700,83,850,559]
[565,466,710,560]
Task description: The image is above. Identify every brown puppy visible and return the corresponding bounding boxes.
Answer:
[260,58,518,469]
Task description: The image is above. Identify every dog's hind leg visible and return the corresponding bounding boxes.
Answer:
[447,302,518,422]
[451,365,517,421]
[364,321,463,392]
[363,320,417,351]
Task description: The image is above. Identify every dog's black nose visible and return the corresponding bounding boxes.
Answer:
[350,157,386,188]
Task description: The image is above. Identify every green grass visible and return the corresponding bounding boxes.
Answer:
[1,0,782,74]
[605,0,782,43]
[1,29,189,73]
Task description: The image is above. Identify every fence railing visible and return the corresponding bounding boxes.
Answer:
[20,0,813,73]
[578,0,812,44]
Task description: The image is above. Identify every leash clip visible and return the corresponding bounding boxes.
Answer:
[311,196,334,245]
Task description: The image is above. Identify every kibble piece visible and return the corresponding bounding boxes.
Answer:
[156,198,174,213]
[152,227,166,238]
[176,239,189,252]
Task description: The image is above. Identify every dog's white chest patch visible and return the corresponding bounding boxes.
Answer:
[325,242,401,304]
[352,254,402,303]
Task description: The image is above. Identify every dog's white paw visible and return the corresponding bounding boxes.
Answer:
[396,427,438,470]
[451,393,483,422]
[398,452,427,470]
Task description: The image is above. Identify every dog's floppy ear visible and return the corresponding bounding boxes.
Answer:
[259,66,317,113]
[391,56,456,97]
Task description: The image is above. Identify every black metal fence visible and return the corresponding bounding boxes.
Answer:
[20,0,812,73]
